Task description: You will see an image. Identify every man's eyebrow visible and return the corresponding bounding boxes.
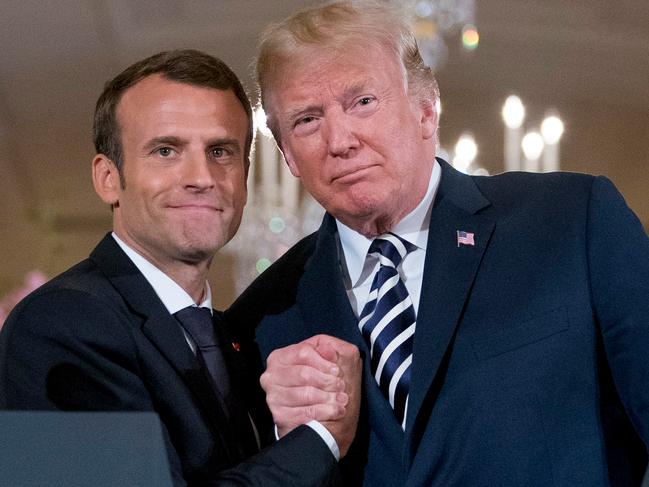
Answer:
[207,137,240,146]
[341,81,369,99]
[207,137,242,153]
[142,136,185,151]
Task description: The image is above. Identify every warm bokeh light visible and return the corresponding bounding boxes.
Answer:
[502,95,525,129]
[453,133,478,172]
[522,131,544,160]
[541,115,565,145]
[462,25,479,50]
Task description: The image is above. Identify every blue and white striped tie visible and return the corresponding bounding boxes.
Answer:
[359,233,416,429]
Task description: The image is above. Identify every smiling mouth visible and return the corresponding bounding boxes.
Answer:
[168,204,222,212]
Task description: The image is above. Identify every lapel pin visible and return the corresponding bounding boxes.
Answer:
[457,230,475,247]
[231,342,241,352]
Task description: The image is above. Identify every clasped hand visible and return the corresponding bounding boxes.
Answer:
[260,334,361,457]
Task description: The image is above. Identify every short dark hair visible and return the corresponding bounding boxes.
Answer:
[93,49,253,184]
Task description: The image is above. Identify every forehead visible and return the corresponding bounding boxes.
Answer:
[266,43,405,110]
[117,75,248,139]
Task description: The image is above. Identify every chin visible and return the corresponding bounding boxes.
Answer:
[341,192,389,218]
[178,236,225,260]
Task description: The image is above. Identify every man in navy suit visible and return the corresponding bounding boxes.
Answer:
[225,2,649,485]
[0,50,361,486]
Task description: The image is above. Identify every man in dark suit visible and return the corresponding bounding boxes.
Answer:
[0,49,361,486]
[225,2,649,485]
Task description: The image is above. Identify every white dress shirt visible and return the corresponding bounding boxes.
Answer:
[337,160,441,318]
[112,232,210,353]
[111,233,339,459]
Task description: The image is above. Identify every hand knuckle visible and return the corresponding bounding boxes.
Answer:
[297,346,310,361]
[266,352,278,365]
[305,405,316,419]
[298,366,310,382]
[266,393,277,406]
[302,386,313,404]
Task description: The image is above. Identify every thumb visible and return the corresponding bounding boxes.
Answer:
[315,341,338,363]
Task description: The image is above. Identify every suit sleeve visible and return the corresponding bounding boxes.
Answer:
[587,176,649,448]
[214,425,341,487]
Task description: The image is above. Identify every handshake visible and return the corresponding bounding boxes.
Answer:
[260,335,362,458]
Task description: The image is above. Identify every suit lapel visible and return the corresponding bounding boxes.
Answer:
[90,235,198,375]
[405,161,495,458]
[296,215,363,348]
[297,216,406,456]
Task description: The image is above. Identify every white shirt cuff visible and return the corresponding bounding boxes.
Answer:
[306,420,340,461]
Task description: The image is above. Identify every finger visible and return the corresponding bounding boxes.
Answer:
[314,341,338,363]
[267,342,340,376]
[265,384,348,409]
[260,365,345,392]
[307,334,359,360]
[271,402,347,428]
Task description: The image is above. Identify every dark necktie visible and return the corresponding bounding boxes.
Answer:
[176,307,262,459]
[358,233,417,428]
[175,306,232,412]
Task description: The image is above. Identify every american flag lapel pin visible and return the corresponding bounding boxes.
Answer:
[457,230,475,247]
[231,342,241,352]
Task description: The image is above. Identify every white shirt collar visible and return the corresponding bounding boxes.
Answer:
[111,232,212,315]
[336,160,441,287]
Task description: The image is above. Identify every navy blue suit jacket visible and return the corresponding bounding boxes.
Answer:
[0,235,340,486]
[227,160,649,486]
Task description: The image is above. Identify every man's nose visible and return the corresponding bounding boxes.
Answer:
[325,111,360,157]
[181,153,215,191]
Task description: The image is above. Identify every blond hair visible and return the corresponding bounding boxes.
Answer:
[257,0,439,138]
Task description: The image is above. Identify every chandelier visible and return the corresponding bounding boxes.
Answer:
[402,0,478,69]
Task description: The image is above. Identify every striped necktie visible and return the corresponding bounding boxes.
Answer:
[358,233,417,429]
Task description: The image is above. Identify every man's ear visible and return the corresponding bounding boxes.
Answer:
[92,154,121,205]
[419,98,438,141]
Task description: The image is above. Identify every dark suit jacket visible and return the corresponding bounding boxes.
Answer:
[226,160,649,486]
[0,235,339,487]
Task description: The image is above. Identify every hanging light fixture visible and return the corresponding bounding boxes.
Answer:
[406,0,478,69]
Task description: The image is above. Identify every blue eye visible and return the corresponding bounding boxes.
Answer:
[158,147,173,157]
